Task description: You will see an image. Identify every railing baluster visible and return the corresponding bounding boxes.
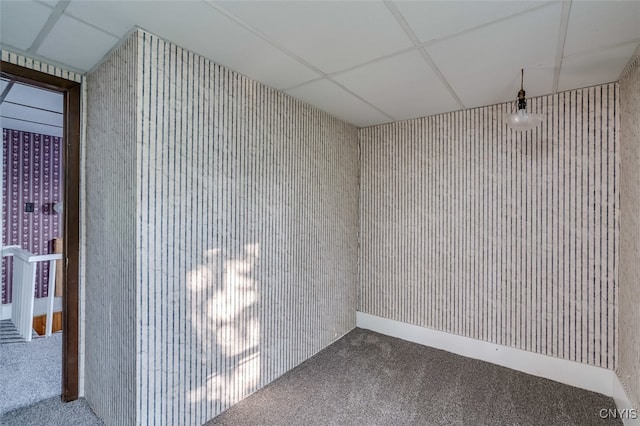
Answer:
[46,259,57,336]
[3,246,63,341]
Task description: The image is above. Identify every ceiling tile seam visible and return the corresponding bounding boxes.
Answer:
[416,47,465,109]
[0,82,15,104]
[328,46,417,79]
[62,11,123,40]
[202,0,396,121]
[281,0,559,102]
[563,38,640,60]
[281,77,325,93]
[383,1,465,110]
[281,45,416,92]
[552,0,572,93]
[415,1,559,49]
[28,0,71,54]
[323,77,397,122]
[202,1,328,77]
[34,0,54,10]
[283,75,396,122]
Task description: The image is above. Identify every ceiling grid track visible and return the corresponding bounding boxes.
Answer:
[1,1,70,110]
[416,1,557,50]
[28,0,70,54]
[203,0,396,122]
[282,45,417,92]
[553,0,573,93]
[383,0,466,110]
[2,0,637,126]
[0,82,15,104]
[284,1,557,96]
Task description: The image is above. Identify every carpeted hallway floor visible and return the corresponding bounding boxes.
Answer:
[208,328,621,426]
[0,330,63,414]
[0,327,103,426]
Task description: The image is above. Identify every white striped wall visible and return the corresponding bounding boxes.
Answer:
[619,54,640,410]
[359,84,619,370]
[136,31,359,425]
[85,35,138,424]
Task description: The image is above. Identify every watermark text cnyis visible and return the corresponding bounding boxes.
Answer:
[599,408,638,419]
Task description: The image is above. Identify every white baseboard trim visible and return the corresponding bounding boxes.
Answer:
[356,312,639,425]
[613,375,640,426]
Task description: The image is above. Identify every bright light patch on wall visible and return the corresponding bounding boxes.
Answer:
[187,243,261,406]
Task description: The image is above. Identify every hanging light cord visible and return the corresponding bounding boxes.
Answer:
[517,68,527,111]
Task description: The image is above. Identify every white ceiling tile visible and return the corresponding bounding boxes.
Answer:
[65,1,320,89]
[564,1,640,57]
[36,15,120,71]
[426,3,561,108]
[64,1,133,37]
[4,82,63,113]
[394,0,551,43]
[216,1,413,74]
[0,0,53,51]
[3,0,637,125]
[34,0,58,8]
[559,41,639,92]
[332,50,459,121]
[286,79,391,128]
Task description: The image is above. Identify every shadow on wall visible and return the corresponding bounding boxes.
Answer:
[186,242,262,410]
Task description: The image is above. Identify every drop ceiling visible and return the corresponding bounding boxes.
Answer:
[1,0,638,128]
[1,78,63,137]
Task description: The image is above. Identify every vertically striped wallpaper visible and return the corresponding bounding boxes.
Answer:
[359,84,619,369]
[2,128,63,302]
[619,54,640,410]
[85,35,138,425]
[136,31,359,425]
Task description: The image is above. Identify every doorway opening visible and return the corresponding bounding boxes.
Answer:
[0,61,80,403]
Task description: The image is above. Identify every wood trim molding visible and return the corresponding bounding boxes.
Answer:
[62,83,80,402]
[0,60,81,401]
[1,61,78,90]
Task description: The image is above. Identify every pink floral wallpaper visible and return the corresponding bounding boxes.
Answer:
[2,128,63,303]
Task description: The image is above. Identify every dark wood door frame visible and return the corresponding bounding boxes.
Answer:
[1,60,80,401]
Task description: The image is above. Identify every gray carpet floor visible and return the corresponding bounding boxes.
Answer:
[208,328,621,426]
[0,331,62,414]
[0,330,104,425]
[1,397,104,426]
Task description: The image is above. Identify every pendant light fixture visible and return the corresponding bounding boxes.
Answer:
[505,69,543,131]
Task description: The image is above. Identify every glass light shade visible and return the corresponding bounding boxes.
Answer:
[505,109,543,131]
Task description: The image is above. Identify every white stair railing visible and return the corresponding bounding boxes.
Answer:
[2,246,63,341]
